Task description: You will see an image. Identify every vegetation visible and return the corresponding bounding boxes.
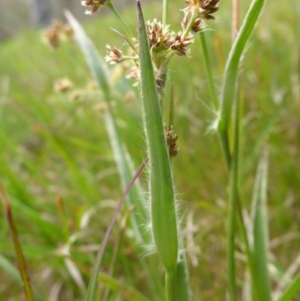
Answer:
[0,0,299,300]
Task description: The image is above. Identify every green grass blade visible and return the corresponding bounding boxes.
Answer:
[0,253,22,285]
[65,11,110,99]
[0,185,35,301]
[137,0,178,272]
[227,90,240,301]
[175,254,191,301]
[218,0,267,160]
[198,31,218,110]
[276,273,300,301]
[251,145,272,301]
[96,271,151,301]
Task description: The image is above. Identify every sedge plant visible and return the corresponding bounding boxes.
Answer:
[2,0,300,301]
[77,0,300,300]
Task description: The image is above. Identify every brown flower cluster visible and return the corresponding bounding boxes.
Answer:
[146,19,193,56]
[105,45,124,64]
[81,0,111,15]
[165,125,179,158]
[42,21,73,49]
[183,0,220,20]
[99,1,220,87]
[104,19,194,85]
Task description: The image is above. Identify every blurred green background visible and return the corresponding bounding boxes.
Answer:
[0,0,299,300]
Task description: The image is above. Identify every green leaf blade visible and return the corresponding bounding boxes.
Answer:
[251,145,272,301]
[137,0,178,272]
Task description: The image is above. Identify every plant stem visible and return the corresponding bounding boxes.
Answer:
[165,270,176,301]
[199,32,218,110]
[162,0,168,25]
[227,94,239,301]
[107,2,133,39]
[232,0,239,41]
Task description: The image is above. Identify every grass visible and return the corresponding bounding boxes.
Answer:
[0,0,300,300]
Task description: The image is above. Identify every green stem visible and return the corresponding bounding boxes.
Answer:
[236,194,260,301]
[219,129,231,169]
[182,13,197,38]
[199,32,218,110]
[165,270,176,301]
[107,2,133,39]
[227,92,239,301]
[162,0,168,25]
[198,31,231,167]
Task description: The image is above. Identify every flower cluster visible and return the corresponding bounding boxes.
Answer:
[165,125,179,158]
[183,0,220,20]
[85,0,220,88]
[104,45,124,64]
[81,0,111,15]
[104,19,194,85]
[42,21,73,49]
[146,19,193,56]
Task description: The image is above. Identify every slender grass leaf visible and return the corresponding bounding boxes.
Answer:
[251,145,272,301]
[218,0,267,154]
[0,185,35,301]
[96,271,151,301]
[137,0,178,272]
[0,253,22,285]
[84,157,148,301]
[276,273,300,301]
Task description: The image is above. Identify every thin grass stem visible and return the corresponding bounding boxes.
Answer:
[107,2,134,39]
[85,157,149,301]
[165,270,176,301]
[199,32,218,110]
[162,0,168,25]
[227,94,239,301]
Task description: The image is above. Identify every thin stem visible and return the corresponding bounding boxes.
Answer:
[232,0,240,41]
[182,13,197,37]
[107,2,133,39]
[227,95,239,301]
[219,129,231,169]
[162,0,168,25]
[236,195,259,301]
[199,31,218,110]
[85,157,149,300]
[165,270,176,301]
[198,31,231,166]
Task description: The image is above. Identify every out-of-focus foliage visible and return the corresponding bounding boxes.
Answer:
[0,0,148,41]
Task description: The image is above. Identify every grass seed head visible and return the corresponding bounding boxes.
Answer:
[81,0,111,15]
[105,45,124,64]
[183,0,220,20]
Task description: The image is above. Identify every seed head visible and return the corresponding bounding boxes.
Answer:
[54,78,73,92]
[191,18,204,34]
[146,19,193,57]
[146,19,173,52]
[81,0,111,15]
[169,33,193,56]
[183,0,220,20]
[105,45,124,64]
[165,125,179,158]
[42,21,72,49]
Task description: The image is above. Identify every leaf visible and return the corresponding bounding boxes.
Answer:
[0,185,35,301]
[251,144,272,301]
[276,273,300,301]
[217,0,268,163]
